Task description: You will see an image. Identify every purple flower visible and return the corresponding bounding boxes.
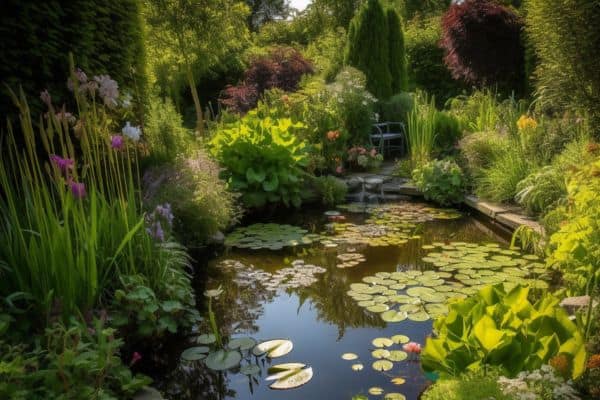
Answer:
[40,90,52,107]
[67,68,89,92]
[94,75,119,106]
[69,180,86,199]
[50,154,74,174]
[146,220,165,242]
[111,135,124,150]
[55,111,76,125]
[155,203,174,227]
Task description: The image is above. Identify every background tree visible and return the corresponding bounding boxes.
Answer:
[314,0,364,28]
[344,0,392,99]
[526,0,600,134]
[0,0,146,119]
[387,7,408,93]
[246,0,290,30]
[144,0,250,135]
[440,0,524,94]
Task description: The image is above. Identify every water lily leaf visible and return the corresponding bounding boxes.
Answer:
[386,351,408,362]
[384,393,406,400]
[372,337,394,348]
[267,363,306,379]
[369,387,384,395]
[372,349,391,359]
[181,346,209,361]
[381,310,408,323]
[352,363,364,371]
[240,364,261,376]
[253,339,293,358]
[367,304,390,313]
[391,377,406,385]
[342,353,359,360]
[204,350,242,371]
[269,366,313,390]
[228,337,257,351]
[408,311,430,322]
[391,335,410,344]
[372,360,394,371]
[197,334,216,345]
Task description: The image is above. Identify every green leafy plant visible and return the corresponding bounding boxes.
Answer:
[406,91,438,167]
[314,176,348,206]
[412,159,465,206]
[515,166,566,216]
[421,284,587,379]
[110,271,201,339]
[475,146,533,202]
[209,110,309,208]
[422,370,514,400]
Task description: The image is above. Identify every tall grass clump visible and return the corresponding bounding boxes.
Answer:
[0,61,188,321]
[407,91,437,167]
[475,147,533,203]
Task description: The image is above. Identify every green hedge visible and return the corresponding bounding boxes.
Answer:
[0,0,146,118]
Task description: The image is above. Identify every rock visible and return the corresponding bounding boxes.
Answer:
[208,231,225,245]
[133,387,164,400]
[560,296,596,315]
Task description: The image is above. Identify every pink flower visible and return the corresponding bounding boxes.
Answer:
[69,180,86,199]
[370,148,377,157]
[336,165,344,174]
[50,155,74,174]
[111,135,124,150]
[402,342,422,354]
[130,352,142,366]
[359,147,367,155]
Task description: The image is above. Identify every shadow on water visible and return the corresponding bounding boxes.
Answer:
[152,201,511,400]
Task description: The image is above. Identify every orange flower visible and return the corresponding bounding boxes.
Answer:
[549,354,570,377]
[587,354,600,369]
[326,130,340,141]
[586,142,600,154]
[517,115,538,131]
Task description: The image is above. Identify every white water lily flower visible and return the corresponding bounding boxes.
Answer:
[122,122,141,141]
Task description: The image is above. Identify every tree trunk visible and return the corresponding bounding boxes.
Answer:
[186,65,204,137]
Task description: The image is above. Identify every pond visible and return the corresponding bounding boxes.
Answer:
[153,201,545,400]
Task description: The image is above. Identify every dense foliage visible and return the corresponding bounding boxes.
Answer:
[441,0,524,92]
[422,284,587,379]
[526,0,600,135]
[386,8,408,93]
[345,0,392,98]
[0,0,146,118]
[209,111,309,208]
[412,159,465,206]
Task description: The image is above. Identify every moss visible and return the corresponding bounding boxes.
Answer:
[422,375,515,400]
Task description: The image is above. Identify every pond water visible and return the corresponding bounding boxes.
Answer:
[154,201,516,400]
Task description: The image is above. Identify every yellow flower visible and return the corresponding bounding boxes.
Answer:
[517,115,538,131]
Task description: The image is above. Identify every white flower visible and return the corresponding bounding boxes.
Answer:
[122,122,141,141]
[121,93,132,108]
[94,75,119,106]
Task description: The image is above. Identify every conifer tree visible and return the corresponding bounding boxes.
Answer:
[344,0,392,99]
[387,7,408,93]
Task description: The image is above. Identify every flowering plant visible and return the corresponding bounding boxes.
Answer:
[347,146,383,171]
[498,365,580,400]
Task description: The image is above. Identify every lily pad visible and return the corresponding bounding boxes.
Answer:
[196,334,216,345]
[369,387,385,395]
[268,365,313,390]
[352,363,364,371]
[180,346,209,361]
[204,350,242,371]
[386,350,408,362]
[240,364,261,376]
[228,337,257,351]
[372,337,394,348]
[342,353,359,361]
[372,360,394,371]
[384,393,406,400]
[391,335,410,344]
[372,349,391,359]
[252,339,293,358]
[381,310,408,323]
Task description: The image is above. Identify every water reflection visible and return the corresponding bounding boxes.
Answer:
[155,203,510,400]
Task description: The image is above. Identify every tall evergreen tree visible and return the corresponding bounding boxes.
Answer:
[344,0,392,99]
[387,8,408,93]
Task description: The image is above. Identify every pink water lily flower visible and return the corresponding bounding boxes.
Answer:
[402,341,422,354]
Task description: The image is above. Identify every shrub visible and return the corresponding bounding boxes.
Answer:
[314,176,348,206]
[433,111,462,152]
[440,0,524,93]
[386,8,408,93]
[143,96,194,165]
[219,47,314,113]
[422,371,513,400]
[0,317,150,399]
[143,151,237,245]
[304,28,347,82]
[328,68,377,145]
[347,146,384,171]
[344,0,392,99]
[379,92,414,123]
[405,16,466,105]
[526,0,600,135]
[421,284,587,379]
[515,166,565,216]
[459,131,511,178]
[475,146,532,202]
[412,159,465,206]
[209,111,309,208]
[399,0,451,21]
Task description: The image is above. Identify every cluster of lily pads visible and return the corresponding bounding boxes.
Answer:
[347,242,550,323]
[181,337,313,390]
[343,334,414,400]
[337,248,367,269]
[224,223,321,250]
[219,259,326,291]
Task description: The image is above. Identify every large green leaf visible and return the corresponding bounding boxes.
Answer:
[246,167,266,184]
